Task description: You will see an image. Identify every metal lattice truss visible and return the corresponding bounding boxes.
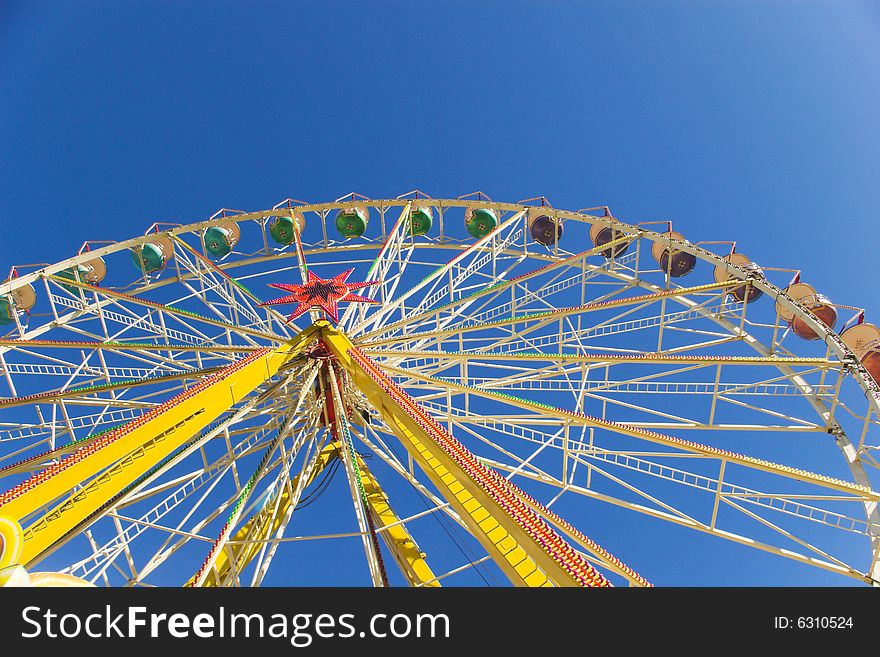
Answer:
[1,196,879,587]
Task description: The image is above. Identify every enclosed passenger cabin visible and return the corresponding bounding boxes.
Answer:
[464,207,498,239]
[131,236,174,274]
[203,221,241,258]
[335,207,368,239]
[0,282,36,326]
[841,322,880,383]
[527,210,562,247]
[861,351,880,385]
[409,206,433,237]
[268,212,305,246]
[589,223,630,259]
[57,257,107,293]
[0,300,13,325]
[776,282,837,340]
[11,283,36,311]
[652,231,697,278]
[713,253,764,303]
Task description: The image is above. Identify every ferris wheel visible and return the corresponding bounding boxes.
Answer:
[1,190,879,587]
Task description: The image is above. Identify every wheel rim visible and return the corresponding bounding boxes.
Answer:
[1,196,878,586]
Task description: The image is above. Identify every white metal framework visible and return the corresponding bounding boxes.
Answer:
[1,193,878,586]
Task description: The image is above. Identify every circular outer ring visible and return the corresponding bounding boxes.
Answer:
[1,197,877,581]
[0,198,875,404]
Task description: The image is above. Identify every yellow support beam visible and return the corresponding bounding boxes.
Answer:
[197,442,440,587]
[353,451,440,587]
[320,322,612,587]
[0,323,322,568]
[1,320,636,586]
[193,442,340,587]
[0,338,262,352]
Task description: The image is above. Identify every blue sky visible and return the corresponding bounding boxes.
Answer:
[2,1,879,314]
[2,1,880,585]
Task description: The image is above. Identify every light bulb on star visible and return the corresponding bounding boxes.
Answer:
[259,269,380,324]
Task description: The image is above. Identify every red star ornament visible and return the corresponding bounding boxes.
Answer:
[260,269,380,324]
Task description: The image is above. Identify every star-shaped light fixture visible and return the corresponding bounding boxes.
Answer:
[260,269,380,324]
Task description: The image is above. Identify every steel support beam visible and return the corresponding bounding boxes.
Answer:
[0,324,322,567]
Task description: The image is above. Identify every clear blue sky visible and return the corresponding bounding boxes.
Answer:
[2,1,879,315]
[2,1,879,585]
